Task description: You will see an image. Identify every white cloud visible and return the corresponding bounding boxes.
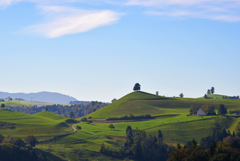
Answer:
[27,6,122,38]
[0,0,19,6]
[127,0,240,22]
[146,10,240,22]
[126,0,240,6]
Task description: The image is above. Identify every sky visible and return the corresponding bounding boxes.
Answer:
[0,0,240,102]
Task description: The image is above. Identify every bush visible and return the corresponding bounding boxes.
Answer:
[0,134,4,143]
[25,135,37,147]
[77,126,81,130]
[81,117,88,122]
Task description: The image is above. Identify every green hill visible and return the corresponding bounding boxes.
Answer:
[207,94,231,99]
[84,91,167,119]
[0,110,72,138]
[85,91,240,119]
[33,111,67,120]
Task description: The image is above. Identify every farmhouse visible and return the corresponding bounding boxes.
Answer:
[197,108,207,116]
[233,110,240,115]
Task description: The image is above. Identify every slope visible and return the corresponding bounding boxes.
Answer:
[84,91,240,119]
[0,110,72,138]
[85,91,170,119]
[33,111,67,120]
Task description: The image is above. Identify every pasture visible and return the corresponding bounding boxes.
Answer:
[1,91,240,160]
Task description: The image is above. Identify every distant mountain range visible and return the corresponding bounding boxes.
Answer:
[0,91,79,104]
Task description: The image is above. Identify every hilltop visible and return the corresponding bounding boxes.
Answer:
[206,94,239,99]
[0,91,78,104]
[86,91,240,119]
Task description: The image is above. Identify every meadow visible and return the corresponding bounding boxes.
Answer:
[1,91,240,160]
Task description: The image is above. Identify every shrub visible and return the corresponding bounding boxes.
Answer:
[81,117,88,122]
[25,135,37,147]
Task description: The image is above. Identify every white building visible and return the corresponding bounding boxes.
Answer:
[197,108,207,116]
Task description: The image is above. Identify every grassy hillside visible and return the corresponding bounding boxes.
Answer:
[85,91,240,119]
[33,111,67,120]
[1,91,240,161]
[207,94,229,99]
[0,110,72,138]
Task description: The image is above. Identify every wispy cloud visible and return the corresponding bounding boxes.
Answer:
[27,6,122,38]
[127,0,240,22]
[0,0,18,6]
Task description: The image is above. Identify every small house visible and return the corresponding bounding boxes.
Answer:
[233,110,240,115]
[197,108,207,116]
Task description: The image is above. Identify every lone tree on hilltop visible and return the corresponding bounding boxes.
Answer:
[45,108,48,111]
[179,93,184,98]
[108,123,115,130]
[218,104,227,115]
[211,87,215,94]
[207,89,211,95]
[1,104,5,109]
[133,83,140,91]
[204,94,208,99]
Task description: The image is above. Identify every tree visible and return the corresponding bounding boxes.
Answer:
[81,117,88,122]
[190,105,200,114]
[179,93,184,98]
[13,138,26,147]
[45,108,48,111]
[67,111,74,118]
[1,104,5,109]
[218,104,227,115]
[207,89,211,95]
[92,108,96,112]
[211,87,215,94]
[202,104,215,115]
[157,130,163,142]
[25,135,37,147]
[100,143,106,153]
[0,134,4,143]
[108,123,115,130]
[124,126,133,148]
[111,98,117,102]
[204,94,208,99]
[192,139,197,149]
[133,83,140,91]
[87,120,93,124]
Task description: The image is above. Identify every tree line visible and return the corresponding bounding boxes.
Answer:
[100,126,174,161]
[5,101,107,118]
[190,103,227,115]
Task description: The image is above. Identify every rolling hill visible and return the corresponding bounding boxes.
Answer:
[0,110,72,138]
[85,91,240,119]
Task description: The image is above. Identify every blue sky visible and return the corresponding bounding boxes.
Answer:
[0,0,240,102]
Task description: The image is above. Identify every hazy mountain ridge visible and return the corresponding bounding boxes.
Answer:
[0,91,78,104]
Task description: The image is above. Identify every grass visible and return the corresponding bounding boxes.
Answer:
[0,110,72,138]
[84,92,240,120]
[1,91,240,160]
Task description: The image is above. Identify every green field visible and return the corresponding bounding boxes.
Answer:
[1,91,240,160]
